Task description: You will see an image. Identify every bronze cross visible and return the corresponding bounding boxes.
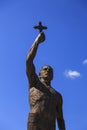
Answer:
[34,22,47,32]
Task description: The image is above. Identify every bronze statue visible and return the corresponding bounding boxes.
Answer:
[26,22,66,130]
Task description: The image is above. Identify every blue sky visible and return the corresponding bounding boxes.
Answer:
[0,0,87,130]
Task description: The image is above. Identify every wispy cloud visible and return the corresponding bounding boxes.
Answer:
[83,59,87,65]
[64,70,81,79]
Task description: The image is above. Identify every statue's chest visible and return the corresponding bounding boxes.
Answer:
[29,87,44,102]
[29,86,57,109]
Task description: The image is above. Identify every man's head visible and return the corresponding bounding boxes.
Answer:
[39,65,53,82]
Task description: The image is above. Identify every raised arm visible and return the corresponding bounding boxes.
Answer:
[26,32,45,87]
[56,95,66,130]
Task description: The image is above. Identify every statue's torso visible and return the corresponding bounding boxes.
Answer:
[30,87,56,114]
[29,81,59,120]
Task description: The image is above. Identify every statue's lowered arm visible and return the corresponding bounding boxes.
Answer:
[56,95,66,130]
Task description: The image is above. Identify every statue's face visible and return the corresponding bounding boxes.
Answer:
[39,65,53,81]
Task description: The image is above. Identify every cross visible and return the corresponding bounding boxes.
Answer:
[33,22,47,32]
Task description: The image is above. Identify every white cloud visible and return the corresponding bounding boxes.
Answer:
[83,59,87,65]
[64,70,81,79]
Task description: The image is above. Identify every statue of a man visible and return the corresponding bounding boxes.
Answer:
[26,32,66,130]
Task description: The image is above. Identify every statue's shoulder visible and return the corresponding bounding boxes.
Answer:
[51,87,63,100]
[56,91,62,98]
[50,87,62,97]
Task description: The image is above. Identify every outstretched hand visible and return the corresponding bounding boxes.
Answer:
[35,32,45,44]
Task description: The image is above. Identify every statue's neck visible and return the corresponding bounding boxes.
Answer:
[40,78,51,86]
